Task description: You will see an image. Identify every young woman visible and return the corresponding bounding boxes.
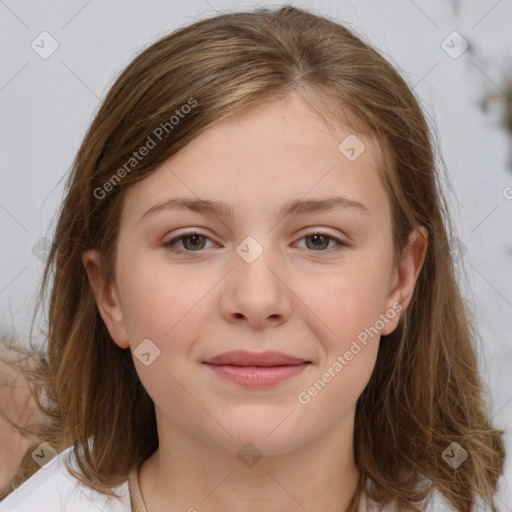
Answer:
[0,5,505,512]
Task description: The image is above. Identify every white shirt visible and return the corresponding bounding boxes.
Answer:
[0,445,131,512]
[1,444,509,511]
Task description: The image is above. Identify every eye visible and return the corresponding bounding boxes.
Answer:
[295,230,348,252]
[163,231,216,253]
[162,229,348,254]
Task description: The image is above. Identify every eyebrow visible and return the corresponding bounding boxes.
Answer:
[140,195,371,222]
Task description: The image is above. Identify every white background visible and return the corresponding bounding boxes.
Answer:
[1,0,511,508]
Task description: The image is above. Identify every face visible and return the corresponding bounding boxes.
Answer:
[84,92,426,457]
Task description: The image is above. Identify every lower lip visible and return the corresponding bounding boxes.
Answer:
[204,363,309,387]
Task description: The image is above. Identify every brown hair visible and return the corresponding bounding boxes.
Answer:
[4,5,504,511]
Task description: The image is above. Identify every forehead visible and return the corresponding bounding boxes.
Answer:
[121,92,389,225]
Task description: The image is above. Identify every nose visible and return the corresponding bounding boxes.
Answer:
[219,239,293,329]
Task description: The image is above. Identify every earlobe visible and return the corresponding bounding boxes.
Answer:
[381,226,428,336]
[81,249,130,349]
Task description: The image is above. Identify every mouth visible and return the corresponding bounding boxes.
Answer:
[203,349,311,366]
[202,350,312,387]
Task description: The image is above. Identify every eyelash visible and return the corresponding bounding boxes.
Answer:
[162,229,349,254]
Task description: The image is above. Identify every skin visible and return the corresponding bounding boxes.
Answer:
[83,91,427,512]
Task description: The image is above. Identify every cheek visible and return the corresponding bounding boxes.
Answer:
[302,255,393,343]
[294,263,386,415]
[296,341,378,425]
[313,278,382,381]
[116,249,206,342]
[294,251,392,404]
[115,258,205,413]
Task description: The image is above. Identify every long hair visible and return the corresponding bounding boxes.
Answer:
[3,6,504,511]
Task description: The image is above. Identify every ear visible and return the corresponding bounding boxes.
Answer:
[380,226,428,336]
[81,249,130,349]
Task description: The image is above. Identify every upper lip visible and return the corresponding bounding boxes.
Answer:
[203,350,310,367]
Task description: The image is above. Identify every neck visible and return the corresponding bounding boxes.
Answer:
[138,410,361,512]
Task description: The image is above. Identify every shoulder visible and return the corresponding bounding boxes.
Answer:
[360,471,512,512]
[358,481,457,511]
[0,444,131,512]
[360,491,461,511]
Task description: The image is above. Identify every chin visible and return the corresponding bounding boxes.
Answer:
[206,422,310,459]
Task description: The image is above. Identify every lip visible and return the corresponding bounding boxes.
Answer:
[202,350,311,388]
[203,350,309,366]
